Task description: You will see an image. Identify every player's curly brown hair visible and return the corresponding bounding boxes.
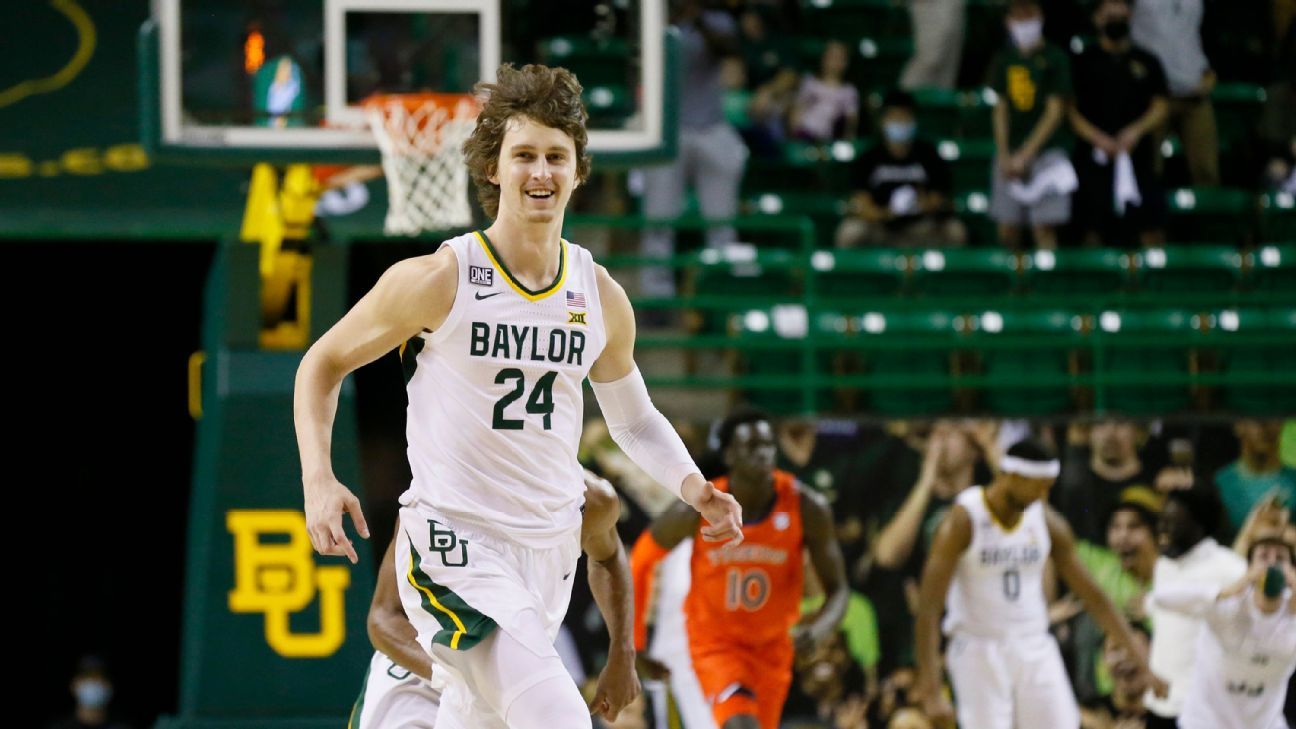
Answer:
[462,64,592,219]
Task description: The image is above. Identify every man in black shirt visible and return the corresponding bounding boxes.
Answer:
[1054,419,1158,544]
[1068,0,1170,247]
[835,90,966,248]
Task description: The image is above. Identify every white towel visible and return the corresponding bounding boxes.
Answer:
[888,184,920,216]
[1093,148,1142,216]
[1008,152,1079,204]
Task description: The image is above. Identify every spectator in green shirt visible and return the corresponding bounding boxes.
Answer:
[1215,419,1296,541]
[1066,487,1162,706]
[988,0,1074,250]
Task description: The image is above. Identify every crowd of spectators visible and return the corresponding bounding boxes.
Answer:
[632,0,1295,259]
[579,414,1296,728]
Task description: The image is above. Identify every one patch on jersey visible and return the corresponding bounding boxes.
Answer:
[469,266,494,287]
[566,290,586,308]
[773,512,791,530]
[568,311,587,325]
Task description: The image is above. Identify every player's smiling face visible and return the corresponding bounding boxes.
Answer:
[490,116,578,224]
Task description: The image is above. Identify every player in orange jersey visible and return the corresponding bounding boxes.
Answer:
[631,410,849,729]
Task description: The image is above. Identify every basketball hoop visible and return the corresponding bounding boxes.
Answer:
[363,93,480,236]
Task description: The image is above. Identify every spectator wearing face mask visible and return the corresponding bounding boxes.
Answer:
[988,0,1076,250]
[48,656,133,729]
[835,90,966,248]
[1069,0,1170,247]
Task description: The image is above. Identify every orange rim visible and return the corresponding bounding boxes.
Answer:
[361,92,479,116]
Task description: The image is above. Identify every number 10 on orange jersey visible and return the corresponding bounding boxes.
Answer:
[725,567,771,611]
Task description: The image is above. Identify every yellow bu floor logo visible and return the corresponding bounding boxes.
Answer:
[227,510,350,657]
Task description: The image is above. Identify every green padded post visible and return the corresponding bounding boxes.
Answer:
[159,241,374,729]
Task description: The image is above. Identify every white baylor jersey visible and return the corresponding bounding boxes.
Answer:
[399,231,607,547]
[943,486,1052,639]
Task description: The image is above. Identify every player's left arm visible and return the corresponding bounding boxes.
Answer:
[588,264,742,544]
[795,488,850,653]
[1047,507,1166,696]
[579,471,642,722]
[367,531,433,680]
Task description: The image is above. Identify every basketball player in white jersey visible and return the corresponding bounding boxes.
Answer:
[351,471,635,728]
[294,64,742,729]
[914,438,1164,729]
[1148,528,1296,729]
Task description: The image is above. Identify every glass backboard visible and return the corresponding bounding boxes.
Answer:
[142,0,674,165]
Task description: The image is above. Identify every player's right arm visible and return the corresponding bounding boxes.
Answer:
[367,533,433,680]
[295,248,458,562]
[913,503,972,729]
[629,501,701,678]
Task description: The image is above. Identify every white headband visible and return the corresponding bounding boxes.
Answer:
[1000,455,1061,479]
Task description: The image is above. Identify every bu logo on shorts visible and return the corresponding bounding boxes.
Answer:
[428,519,469,567]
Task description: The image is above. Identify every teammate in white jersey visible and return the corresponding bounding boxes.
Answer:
[294,64,742,729]
[914,438,1164,729]
[1148,528,1296,729]
[352,472,635,728]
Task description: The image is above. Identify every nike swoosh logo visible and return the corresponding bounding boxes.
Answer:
[475,291,502,300]
[562,572,572,580]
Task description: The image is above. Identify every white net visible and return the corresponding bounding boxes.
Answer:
[365,94,479,236]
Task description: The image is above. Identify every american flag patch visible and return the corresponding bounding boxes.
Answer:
[566,290,586,308]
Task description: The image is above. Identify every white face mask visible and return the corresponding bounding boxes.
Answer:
[1008,18,1043,51]
[75,680,112,710]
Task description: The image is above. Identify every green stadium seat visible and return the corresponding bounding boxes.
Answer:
[582,84,633,126]
[908,87,995,140]
[799,0,911,42]
[1165,187,1257,244]
[1096,308,1200,414]
[1211,83,1266,153]
[1021,248,1133,297]
[538,36,630,87]
[1135,245,1245,294]
[974,308,1086,415]
[855,308,962,415]
[1259,192,1296,243]
[727,304,843,414]
[1250,243,1296,293]
[742,141,857,196]
[688,248,801,298]
[952,190,995,245]
[743,192,849,247]
[935,137,994,194]
[813,248,909,299]
[1212,307,1296,414]
[910,247,1019,297]
[910,87,963,139]
[742,158,823,197]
